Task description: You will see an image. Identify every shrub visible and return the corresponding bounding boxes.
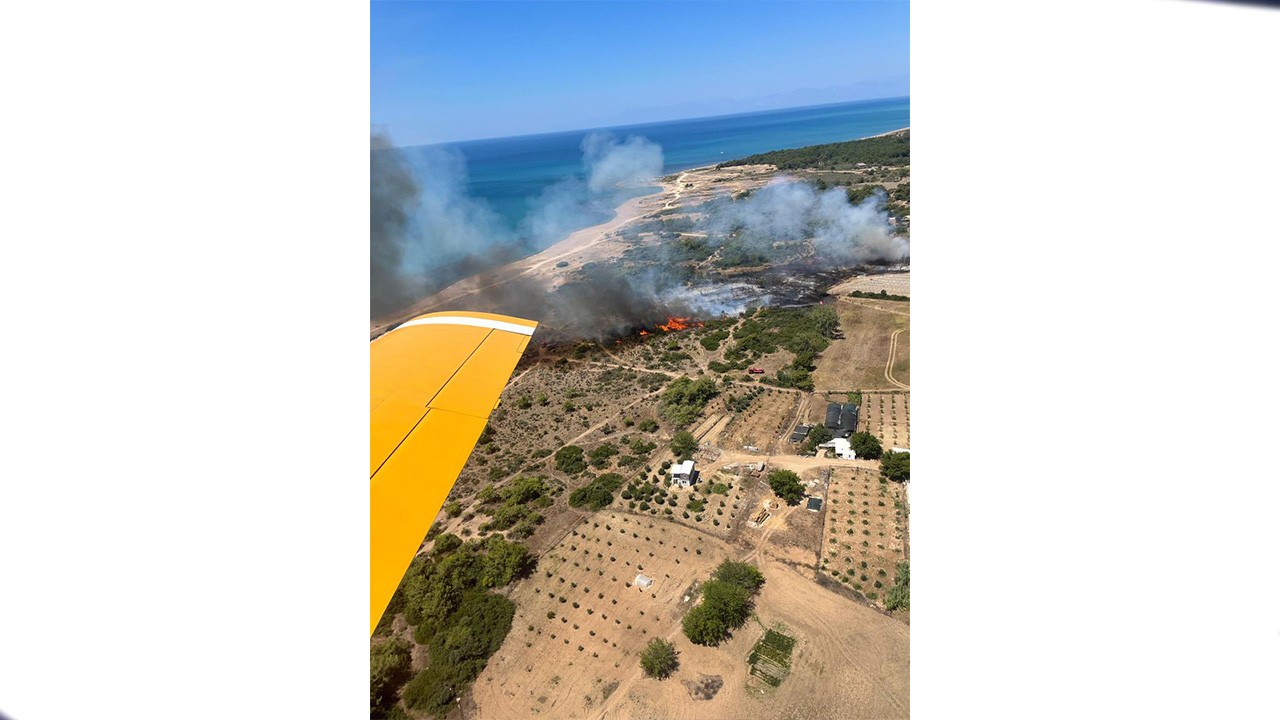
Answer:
[554,445,587,474]
[639,637,679,679]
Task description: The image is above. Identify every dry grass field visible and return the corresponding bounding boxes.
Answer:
[811,297,909,392]
[472,512,909,720]
[819,467,909,610]
[860,391,911,450]
[827,271,910,298]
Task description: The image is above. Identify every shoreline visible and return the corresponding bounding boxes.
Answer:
[369,191,654,337]
[371,126,910,338]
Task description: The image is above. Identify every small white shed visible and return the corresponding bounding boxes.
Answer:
[634,573,654,590]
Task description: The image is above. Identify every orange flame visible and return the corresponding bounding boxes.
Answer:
[639,329,650,336]
[656,316,703,332]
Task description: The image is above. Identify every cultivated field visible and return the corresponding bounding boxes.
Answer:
[810,297,910,392]
[720,389,802,454]
[861,391,911,450]
[472,514,909,720]
[819,467,909,612]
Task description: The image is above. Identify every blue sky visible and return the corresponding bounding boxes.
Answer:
[372,1,909,146]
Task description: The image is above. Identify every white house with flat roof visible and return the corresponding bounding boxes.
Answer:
[671,459,697,488]
[817,438,857,460]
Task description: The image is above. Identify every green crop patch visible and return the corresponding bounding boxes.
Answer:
[748,628,797,687]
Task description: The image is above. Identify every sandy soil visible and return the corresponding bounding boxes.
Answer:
[811,297,910,392]
[861,392,911,451]
[820,467,909,609]
[471,512,908,720]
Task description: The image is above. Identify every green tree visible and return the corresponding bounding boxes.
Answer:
[848,432,883,460]
[370,637,413,717]
[884,560,910,611]
[880,450,910,481]
[767,469,806,506]
[480,538,532,588]
[443,501,463,518]
[804,425,834,453]
[432,533,463,556]
[670,430,698,460]
[639,637,679,679]
[712,560,765,593]
[681,605,727,646]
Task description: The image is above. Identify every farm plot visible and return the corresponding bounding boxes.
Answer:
[819,467,908,607]
[860,391,910,450]
[613,472,749,541]
[719,389,801,454]
[811,297,909,392]
[470,515,725,719]
[748,627,797,688]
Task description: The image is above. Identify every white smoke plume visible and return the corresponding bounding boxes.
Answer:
[704,177,909,264]
[582,132,664,193]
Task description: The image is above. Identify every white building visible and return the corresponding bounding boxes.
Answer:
[635,574,654,590]
[671,459,697,488]
[817,438,857,460]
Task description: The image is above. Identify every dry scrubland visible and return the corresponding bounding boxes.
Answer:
[810,297,909,392]
[861,391,911,450]
[820,467,909,614]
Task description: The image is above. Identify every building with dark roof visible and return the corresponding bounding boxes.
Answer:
[790,424,812,443]
[824,403,842,429]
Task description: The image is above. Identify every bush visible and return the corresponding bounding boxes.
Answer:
[370,637,413,717]
[554,445,586,474]
[658,377,719,428]
[639,637,679,679]
[767,469,805,506]
[884,560,910,611]
[568,473,626,511]
[401,590,514,717]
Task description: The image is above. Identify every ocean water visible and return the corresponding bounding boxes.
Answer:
[403,96,909,235]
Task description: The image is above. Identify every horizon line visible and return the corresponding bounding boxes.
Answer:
[381,94,910,150]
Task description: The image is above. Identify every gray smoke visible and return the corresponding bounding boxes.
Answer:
[519,132,663,246]
[703,177,909,265]
[372,131,907,337]
[370,133,421,317]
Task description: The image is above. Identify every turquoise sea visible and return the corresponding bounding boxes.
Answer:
[403,96,909,237]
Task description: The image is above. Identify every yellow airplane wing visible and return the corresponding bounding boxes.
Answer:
[370,311,537,634]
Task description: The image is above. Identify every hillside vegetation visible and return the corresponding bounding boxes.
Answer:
[719,130,909,170]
